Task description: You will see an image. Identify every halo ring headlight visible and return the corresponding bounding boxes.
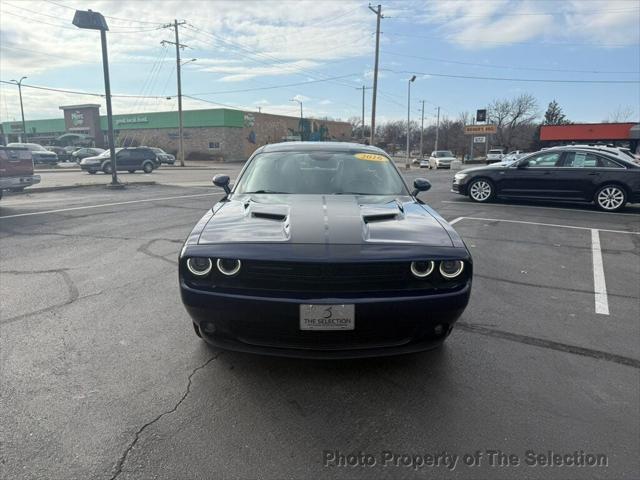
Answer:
[439,260,464,279]
[186,257,213,276]
[216,258,241,276]
[410,260,435,278]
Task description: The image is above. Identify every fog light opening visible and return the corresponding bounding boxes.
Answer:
[217,258,242,276]
[439,260,464,279]
[186,257,213,276]
[410,260,435,278]
[201,322,216,334]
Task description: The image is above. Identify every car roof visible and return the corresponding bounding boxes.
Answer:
[258,141,386,155]
[535,147,638,167]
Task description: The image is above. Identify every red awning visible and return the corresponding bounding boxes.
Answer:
[540,123,637,141]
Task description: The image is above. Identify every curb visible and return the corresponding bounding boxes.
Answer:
[15,181,157,194]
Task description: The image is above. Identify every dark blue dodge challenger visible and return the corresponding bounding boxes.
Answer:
[179,142,472,358]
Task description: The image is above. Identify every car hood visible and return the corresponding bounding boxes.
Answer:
[32,151,57,156]
[434,156,456,161]
[198,194,454,247]
[459,164,507,175]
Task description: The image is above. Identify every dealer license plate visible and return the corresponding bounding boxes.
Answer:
[299,304,355,330]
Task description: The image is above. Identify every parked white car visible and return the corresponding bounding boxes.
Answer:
[424,150,456,169]
[500,150,527,164]
[486,149,504,163]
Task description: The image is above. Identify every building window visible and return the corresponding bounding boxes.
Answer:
[209,141,220,149]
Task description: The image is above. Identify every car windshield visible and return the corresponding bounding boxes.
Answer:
[436,151,454,158]
[150,148,164,153]
[234,150,408,195]
[97,148,120,157]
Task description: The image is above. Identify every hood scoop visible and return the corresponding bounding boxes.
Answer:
[361,204,403,223]
[246,202,289,222]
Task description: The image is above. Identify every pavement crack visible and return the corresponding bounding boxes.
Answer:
[137,239,180,265]
[109,352,222,480]
[456,322,640,369]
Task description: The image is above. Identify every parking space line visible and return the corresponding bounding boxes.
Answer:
[459,216,640,235]
[0,193,220,219]
[448,217,464,225]
[591,229,609,315]
[441,200,640,217]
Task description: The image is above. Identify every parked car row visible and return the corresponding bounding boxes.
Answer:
[452,145,640,212]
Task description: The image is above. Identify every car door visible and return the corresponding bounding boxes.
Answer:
[115,150,133,170]
[555,151,604,200]
[499,151,564,198]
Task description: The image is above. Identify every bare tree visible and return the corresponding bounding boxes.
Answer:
[488,93,539,150]
[603,106,635,123]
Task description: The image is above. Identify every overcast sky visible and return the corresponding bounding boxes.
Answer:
[0,0,639,126]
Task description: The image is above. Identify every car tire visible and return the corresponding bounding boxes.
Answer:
[594,184,627,212]
[193,322,202,338]
[143,162,153,174]
[102,162,112,174]
[468,178,495,203]
[9,187,25,192]
[128,170,135,173]
[88,170,97,175]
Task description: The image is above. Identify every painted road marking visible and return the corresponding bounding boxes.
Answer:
[591,229,609,315]
[450,217,632,316]
[441,199,640,217]
[448,217,464,225]
[0,193,219,219]
[458,216,640,235]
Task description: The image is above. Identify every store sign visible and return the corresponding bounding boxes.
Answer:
[9,123,24,132]
[71,111,85,127]
[473,136,486,143]
[243,113,255,128]
[464,124,497,135]
[115,116,148,125]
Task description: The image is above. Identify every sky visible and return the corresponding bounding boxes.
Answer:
[0,0,639,128]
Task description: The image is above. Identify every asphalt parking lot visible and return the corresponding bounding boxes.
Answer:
[1,167,639,480]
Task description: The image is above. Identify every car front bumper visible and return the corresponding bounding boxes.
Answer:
[451,180,467,195]
[180,281,471,359]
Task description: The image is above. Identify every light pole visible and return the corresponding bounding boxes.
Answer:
[73,9,120,187]
[406,75,416,170]
[434,106,441,152]
[10,77,27,142]
[419,100,425,159]
[290,98,303,140]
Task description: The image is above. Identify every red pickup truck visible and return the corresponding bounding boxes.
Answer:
[0,145,41,200]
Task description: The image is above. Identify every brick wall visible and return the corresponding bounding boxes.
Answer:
[115,113,352,162]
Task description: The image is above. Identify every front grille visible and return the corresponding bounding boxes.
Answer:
[189,260,468,294]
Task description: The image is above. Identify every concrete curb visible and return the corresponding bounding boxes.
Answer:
[15,181,157,194]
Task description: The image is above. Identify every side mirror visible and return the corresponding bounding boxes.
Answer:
[517,160,529,169]
[412,178,431,197]
[213,174,231,195]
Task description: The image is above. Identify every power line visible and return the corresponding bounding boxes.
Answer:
[383,51,640,75]
[188,74,359,96]
[380,68,640,84]
[391,6,640,19]
[43,0,165,26]
[383,32,638,48]
[0,80,170,99]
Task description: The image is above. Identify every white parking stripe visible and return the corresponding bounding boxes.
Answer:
[0,193,219,219]
[591,229,610,315]
[441,200,640,217]
[460,216,640,235]
[448,217,464,225]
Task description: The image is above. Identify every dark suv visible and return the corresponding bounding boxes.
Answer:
[79,147,158,174]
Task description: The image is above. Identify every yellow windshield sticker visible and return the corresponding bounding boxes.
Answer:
[354,153,387,162]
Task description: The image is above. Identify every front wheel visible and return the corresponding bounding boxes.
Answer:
[88,170,97,175]
[594,185,627,212]
[468,178,495,203]
[128,170,135,173]
[102,162,112,174]
[142,162,153,174]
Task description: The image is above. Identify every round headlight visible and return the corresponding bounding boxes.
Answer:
[439,260,464,279]
[216,258,241,276]
[186,257,212,276]
[410,260,435,278]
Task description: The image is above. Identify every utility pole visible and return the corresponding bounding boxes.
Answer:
[361,85,365,140]
[434,106,441,152]
[10,77,27,141]
[162,20,187,166]
[368,4,382,146]
[405,75,416,170]
[419,100,425,158]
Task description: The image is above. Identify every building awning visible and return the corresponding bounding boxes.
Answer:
[540,123,637,141]
[630,124,640,140]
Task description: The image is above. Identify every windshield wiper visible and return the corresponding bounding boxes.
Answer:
[242,190,289,194]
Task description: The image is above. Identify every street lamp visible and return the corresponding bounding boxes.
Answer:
[181,58,197,66]
[406,75,416,170]
[72,9,121,188]
[10,77,27,142]
[290,98,303,140]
